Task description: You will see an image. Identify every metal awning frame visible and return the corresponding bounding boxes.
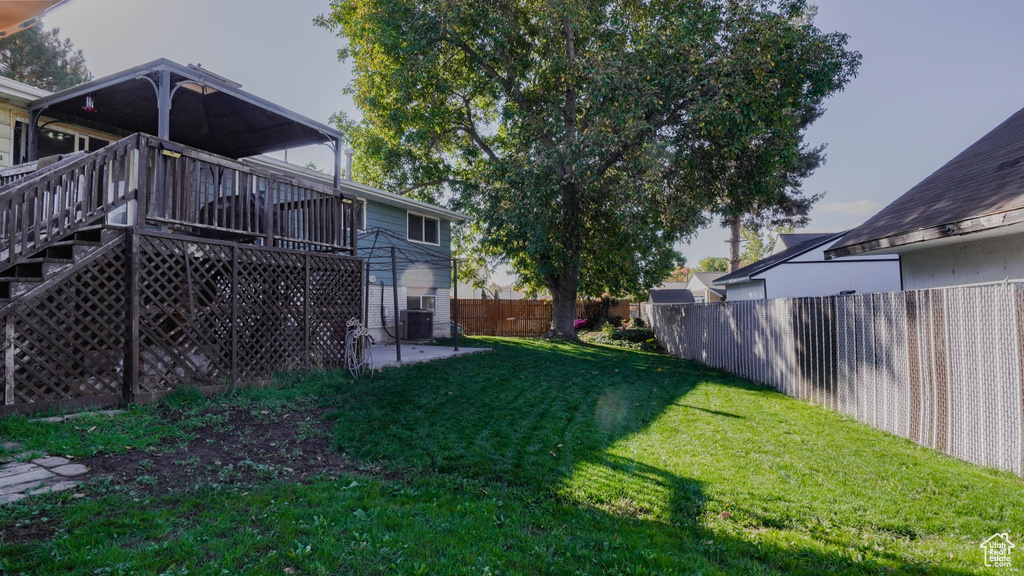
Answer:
[27,58,345,185]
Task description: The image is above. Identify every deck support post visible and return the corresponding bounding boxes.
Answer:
[304,253,311,370]
[122,229,139,404]
[231,244,239,383]
[157,69,171,140]
[391,246,401,363]
[333,137,342,188]
[5,315,14,406]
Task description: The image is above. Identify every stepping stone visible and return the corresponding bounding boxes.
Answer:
[31,456,71,468]
[26,480,78,496]
[0,468,55,491]
[0,493,27,504]
[50,464,89,478]
[32,416,66,423]
[1,441,22,451]
[0,462,39,480]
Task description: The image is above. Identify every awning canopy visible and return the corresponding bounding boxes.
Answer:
[28,58,343,159]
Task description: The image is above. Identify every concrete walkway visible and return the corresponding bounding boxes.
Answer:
[0,442,89,504]
[370,343,490,368]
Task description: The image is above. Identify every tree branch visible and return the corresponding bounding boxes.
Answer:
[458,95,499,162]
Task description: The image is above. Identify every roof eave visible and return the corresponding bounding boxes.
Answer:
[825,207,1024,259]
[717,231,846,284]
[0,76,50,104]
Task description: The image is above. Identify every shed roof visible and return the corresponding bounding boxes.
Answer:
[649,289,696,304]
[828,106,1024,258]
[29,58,343,159]
[716,232,843,285]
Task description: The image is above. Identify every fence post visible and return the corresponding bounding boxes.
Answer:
[231,244,239,383]
[122,229,139,403]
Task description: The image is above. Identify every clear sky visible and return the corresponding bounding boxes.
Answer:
[42,0,1024,274]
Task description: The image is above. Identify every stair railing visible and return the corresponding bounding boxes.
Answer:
[0,134,142,267]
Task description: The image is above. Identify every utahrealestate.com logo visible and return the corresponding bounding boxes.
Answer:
[980,533,1016,569]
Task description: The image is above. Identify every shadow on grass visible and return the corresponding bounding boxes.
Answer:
[321,337,980,575]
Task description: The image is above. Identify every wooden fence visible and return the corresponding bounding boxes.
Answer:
[456,298,631,337]
[645,283,1024,476]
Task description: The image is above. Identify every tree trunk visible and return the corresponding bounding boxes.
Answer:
[546,269,579,340]
[728,214,742,272]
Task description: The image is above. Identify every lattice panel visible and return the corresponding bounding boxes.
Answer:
[137,235,234,392]
[308,255,363,368]
[234,248,307,379]
[3,239,126,405]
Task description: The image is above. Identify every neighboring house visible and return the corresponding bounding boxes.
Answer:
[827,105,1024,290]
[247,156,468,341]
[717,232,902,301]
[687,272,726,303]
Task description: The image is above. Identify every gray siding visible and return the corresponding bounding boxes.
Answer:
[360,200,452,289]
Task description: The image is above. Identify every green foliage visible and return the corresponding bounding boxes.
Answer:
[584,324,660,351]
[664,265,692,283]
[0,24,91,91]
[316,0,860,334]
[695,256,729,273]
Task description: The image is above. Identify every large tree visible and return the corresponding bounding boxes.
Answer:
[0,24,91,91]
[318,0,859,338]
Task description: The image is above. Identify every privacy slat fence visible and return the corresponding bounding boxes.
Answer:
[456,299,632,337]
[1,228,363,415]
[646,283,1024,477]
[457,299,552,337]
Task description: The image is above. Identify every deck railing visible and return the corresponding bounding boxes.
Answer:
[0,133,358,266]
[141,136,357,253]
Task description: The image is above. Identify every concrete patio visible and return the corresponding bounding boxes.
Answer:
[370,343,490,368]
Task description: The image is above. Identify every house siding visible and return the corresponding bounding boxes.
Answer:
[901,231,1024,290]
[361,201,452,289]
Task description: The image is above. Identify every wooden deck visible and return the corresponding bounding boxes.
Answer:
[0,134,364,414]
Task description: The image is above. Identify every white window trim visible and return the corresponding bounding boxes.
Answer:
[406,210,440,246]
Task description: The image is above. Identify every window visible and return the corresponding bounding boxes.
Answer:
[11,120,111,165]
[407,294,436,311]
[407,212,439,245]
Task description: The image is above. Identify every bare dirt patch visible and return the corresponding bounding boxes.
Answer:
[81,401,369,495]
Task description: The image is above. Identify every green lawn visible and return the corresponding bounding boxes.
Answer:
[1,337,1022,575]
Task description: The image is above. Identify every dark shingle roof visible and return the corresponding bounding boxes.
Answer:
[648,289,695,304]
[776,233,830,251]
[689,272,726,289]
[716,232,844,285]
[828,106,1024,257]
